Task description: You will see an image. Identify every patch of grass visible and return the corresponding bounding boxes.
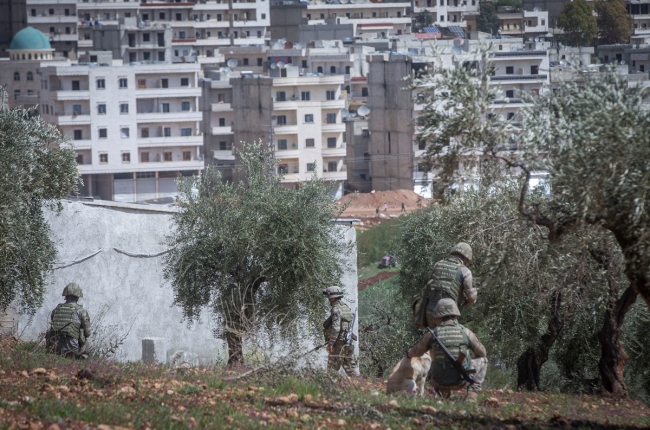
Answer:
[356,219,401,268]
[357,264,399,281]
[178,384,200,395]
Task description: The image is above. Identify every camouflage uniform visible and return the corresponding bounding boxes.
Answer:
[46,283,91,358]
[323,286,359,377]
[408,299,487,396]
[425,242,476,328]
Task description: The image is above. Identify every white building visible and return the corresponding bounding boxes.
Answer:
[25,0,79,59]
[412,0,480,28]
[39,61,203,202]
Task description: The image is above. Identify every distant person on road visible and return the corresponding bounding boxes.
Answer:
[375,207,380,217]
[46,283,91,359]
[423,242,476,329]
[401,201,406,212]
[384,202,388,212]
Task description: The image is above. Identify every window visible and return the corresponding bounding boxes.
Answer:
[161,78,168,88]
[306,138,315,147]
[397,11,402,17]
[360,173,367,180]
[278,164,288,174]
[243,58,249,66]
[326,90,335,100]
[164,152,172,161]
[506,66,514,75]
[218,141,228,150]
[181,101,190,111]
[159,12,165,20]
[158,52,165,61]
[301,91,310,101]
[31,9,35,17]
[181,128,192,136]
[122,152,131,163]
[73,130,83,140]
[99,153,108,164]
[97,104,106,114]
[362,87,369,97]
[120,103,129,114]
[531,65,539,75]
[26,72,33,81]
[162,103,170,113]
[164,127,171,137]
[362,129,370,137]
[641,65,646,72]
[141,152,150,162]
[99,128,107,138]
[303,113,315,124]
[13,90,19,100]
[257,58,263,66]
[277,115,287,125]
[330,66,336,74]
[277,139,287,150]
[327,137,337,148]
[276,91,286,101]
[345,66,351,74]
[76,154,83,165]
[541,19,545,26]
[261,13,266,19]
[71,104,81,115]
[72,80,80,91]
[143,33,150,42]
[183,151,191,161]
[505,90,514,98]
[181,77,189,86]
[328,161,337,172]
[138,79,146,89]
[176,13,182,21]
[219,118,226,127]
[141,128,149,138]
[317,66,323,73]
[363,152,370,161]
[119,78,128,88]
[507,112,515,120]
[326,113,336,124]
[307,163,316,172]
[121,127,130,138]
[97,79,105,89]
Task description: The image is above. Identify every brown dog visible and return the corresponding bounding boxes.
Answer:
[386,352,432,395]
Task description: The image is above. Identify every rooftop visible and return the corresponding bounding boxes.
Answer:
[9,27,52,51]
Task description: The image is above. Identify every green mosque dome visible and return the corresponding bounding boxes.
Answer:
[9,27,52,51]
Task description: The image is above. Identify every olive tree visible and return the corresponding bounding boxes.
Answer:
[412,46,649,395]
[164,141,351,365]
[0,95,79,315]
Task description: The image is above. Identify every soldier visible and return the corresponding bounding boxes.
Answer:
[322,286,359,377]
[406,299,487,403]
[424,242,476,328]
[46,283,91,359]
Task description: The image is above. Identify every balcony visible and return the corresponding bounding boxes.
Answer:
[15,94,39,104]
[136,87,201,98]
[29,15,78,24]
[322,171,347,181]
[212,149,235,160]
[210,126,233,135]
[211,102,232,112]
[71,139,93,149]
[27,0,77,4]
[136,111,201,123]
[54,113,91,125]
[321,121,345,132]
[280,173,300,182]
[275,149,300,159]
[52,90,90,100]
[491,74,548,82]
[321,147,346,157]
[138,136,203,148]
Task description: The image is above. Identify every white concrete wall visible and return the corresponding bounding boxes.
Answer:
[15,200,358,366]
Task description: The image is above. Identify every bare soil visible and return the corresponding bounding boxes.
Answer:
[339,190,431,219]
[358,271,399,292]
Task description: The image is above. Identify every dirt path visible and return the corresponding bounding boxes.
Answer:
[358,271,399,292]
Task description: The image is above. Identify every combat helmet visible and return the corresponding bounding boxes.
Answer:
[433,298,461,318]
[450,242,473,262]
[62,283,83,298]
[323,286,344,299]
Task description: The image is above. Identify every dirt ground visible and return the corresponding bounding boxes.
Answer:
[339,190,430,219]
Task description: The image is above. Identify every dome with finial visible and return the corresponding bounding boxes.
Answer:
[10,27,52,51]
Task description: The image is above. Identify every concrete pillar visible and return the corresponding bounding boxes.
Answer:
[142,337,166,363]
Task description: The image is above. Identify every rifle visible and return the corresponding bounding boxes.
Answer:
[345,308,358,345]
[426,326,476,385]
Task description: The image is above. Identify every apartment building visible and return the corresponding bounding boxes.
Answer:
[25,0,78,58]
[304,0,412,38]
[39,61,203,202]
[344,116,371,192]
[497,7,549,38]
[412,0,479,28]
[1,0,27,57]
[0,26,71,110]
[627,0,650,35]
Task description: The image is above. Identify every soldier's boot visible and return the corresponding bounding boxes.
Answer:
[466,391,478,403]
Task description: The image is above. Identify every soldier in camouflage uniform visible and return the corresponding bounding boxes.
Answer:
[424,242,477,328]
[46,283,91,359]
[322,286,359,377]
[407,299,487,402]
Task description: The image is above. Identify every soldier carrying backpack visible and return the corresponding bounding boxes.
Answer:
[45,283,91,359]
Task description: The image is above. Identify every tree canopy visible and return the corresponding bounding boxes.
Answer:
[557,0,597,46]
[0,96,79,314]
[595,0,632,45]
[477,2,500,35]
[413,10,434,33]
[163,141,352,364]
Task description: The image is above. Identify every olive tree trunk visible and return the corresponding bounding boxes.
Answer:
[225,331,244,366]
[517,291,564,391]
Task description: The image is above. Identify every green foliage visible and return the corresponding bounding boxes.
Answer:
[0,101,79,313]
[495,0,522,9]
[358,276,421,377]
[557,0,597,46]
[413,10,434,33]
[595,0,632,45]
[163,141,350,362]
[356,220,400,268]
[478,2,500,35]
[623,301,650,402]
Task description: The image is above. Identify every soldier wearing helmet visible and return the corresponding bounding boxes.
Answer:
[406,299,487,403]
[45,283,91,359]
[322,286,359,376]
[423,242,477,329]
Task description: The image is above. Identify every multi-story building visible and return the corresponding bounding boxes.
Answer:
[39,61,203,202]
[344,116,371,192]
[497,6,549,38]
[0,0,27,57]
[25,0,78,59]
[626,0,650,35]
[0,26,70,110]
[304,0,412,38]
[412,0,479,28]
